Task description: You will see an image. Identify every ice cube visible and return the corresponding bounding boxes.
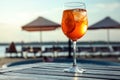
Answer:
[73,9,86,21]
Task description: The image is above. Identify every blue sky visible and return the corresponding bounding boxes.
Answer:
[0,0,120,43]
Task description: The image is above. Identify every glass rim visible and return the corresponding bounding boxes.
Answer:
[64,2,86,7]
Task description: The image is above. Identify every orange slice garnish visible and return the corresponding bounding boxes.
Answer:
[62,9,75,34]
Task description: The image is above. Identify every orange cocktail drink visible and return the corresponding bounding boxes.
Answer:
[62,9,88,41]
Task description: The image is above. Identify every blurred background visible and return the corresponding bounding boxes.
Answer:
[0,0,120,42]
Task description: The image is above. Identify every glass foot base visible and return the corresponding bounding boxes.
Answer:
[64,66,85,73]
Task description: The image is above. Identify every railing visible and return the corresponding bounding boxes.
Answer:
[5,45,120,58]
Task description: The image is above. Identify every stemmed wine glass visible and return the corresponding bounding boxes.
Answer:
[61,2,88,73]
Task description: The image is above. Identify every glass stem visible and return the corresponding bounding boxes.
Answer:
[73,41,77,66]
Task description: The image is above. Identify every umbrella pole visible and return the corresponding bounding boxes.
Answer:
[40,31,42,57]
[107,29,114,52]
[68,39,72,58]
[107,29,110,44]
[40,31,42,46]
